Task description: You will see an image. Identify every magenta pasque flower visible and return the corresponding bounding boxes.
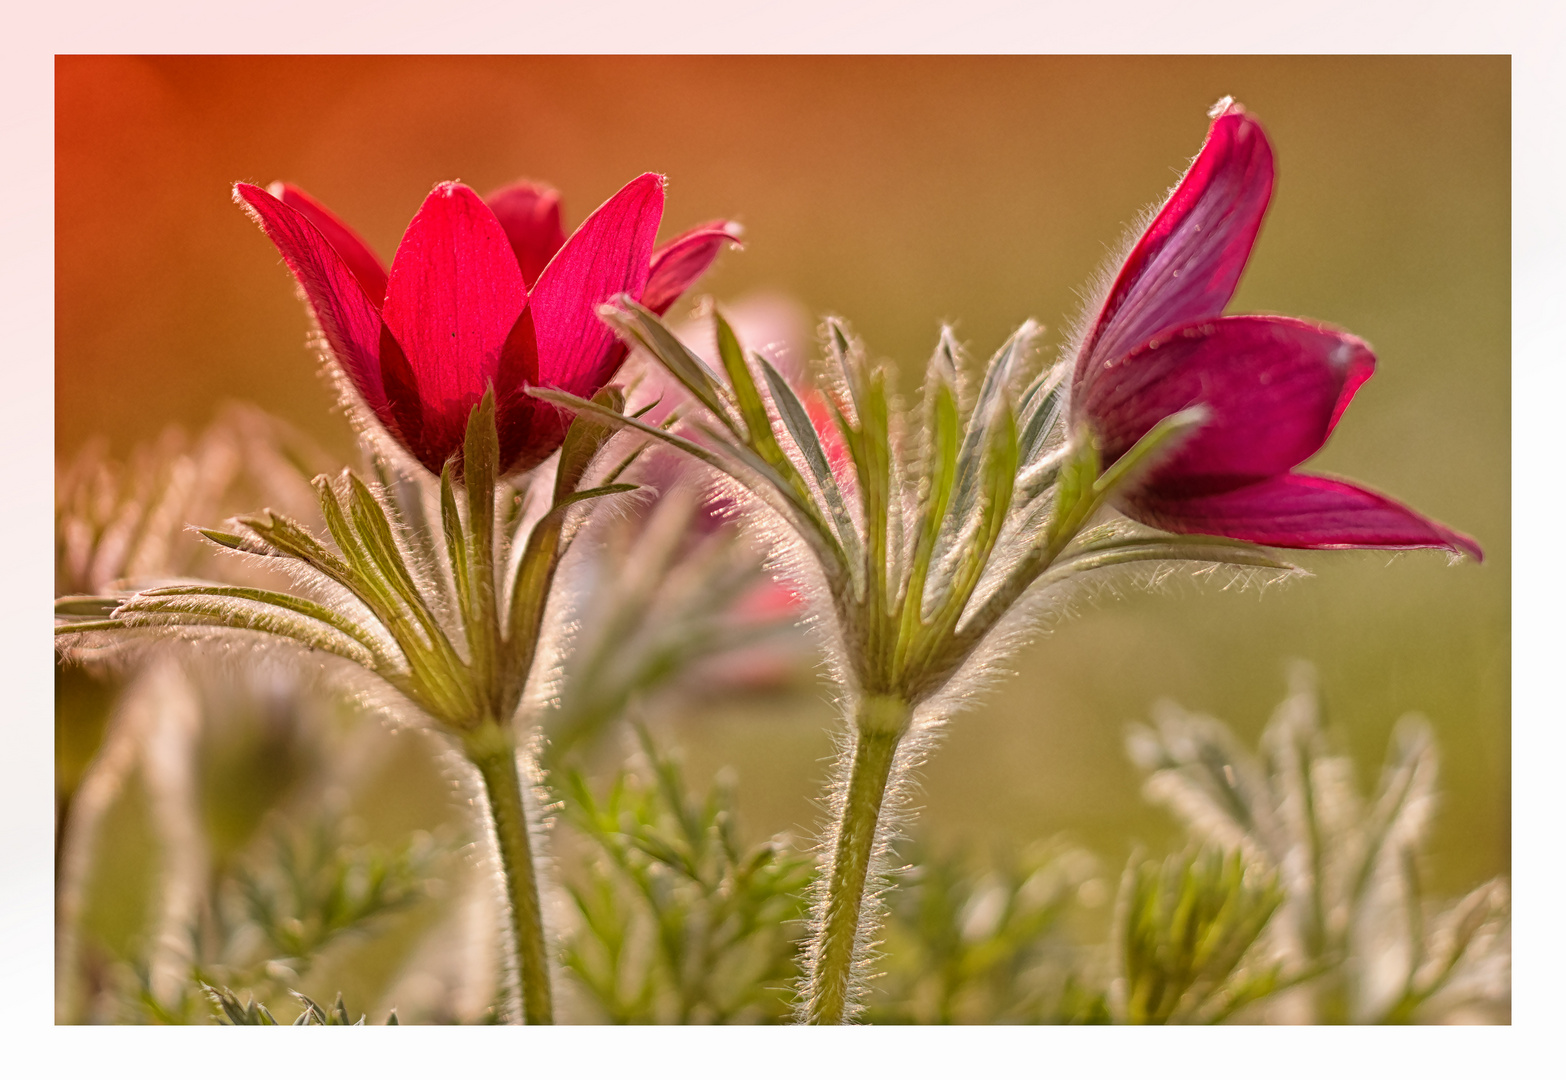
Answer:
[1069,99,1481,560]
[236,174,741,478]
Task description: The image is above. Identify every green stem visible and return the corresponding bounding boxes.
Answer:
[805,694,911,1024]
[467,723,553,1025]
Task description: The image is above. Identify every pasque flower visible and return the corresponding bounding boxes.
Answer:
[236,175,740,478]
[1069,99,1481,560]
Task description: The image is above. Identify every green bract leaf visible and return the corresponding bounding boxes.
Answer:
[896,371,959,649]
[1041,537,1300,584]
[758,357,862,580]
[599,297,740,436]
[440,461,472,628]
[112,589,378,668]
[529,386,846,584]
[54,595,124,618]
[714,310,788,469]
[945,322,1032,539]
[460,392,501,701]
[1016,361,1067,467]
[133,584,400,670]
[555,385,627,503]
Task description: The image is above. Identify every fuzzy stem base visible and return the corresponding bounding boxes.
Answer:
[805,694,912,1024]
[467,723,553,1025]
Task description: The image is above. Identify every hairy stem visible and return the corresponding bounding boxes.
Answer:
[805,694,912,1024]
[467,723,553,1025]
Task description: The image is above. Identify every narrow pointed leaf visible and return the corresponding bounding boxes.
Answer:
[896,374,959,649]
[528,386,843,577]
[714,310,790,473]
[460,393,500,698]
[1017,362,1067,466]
[111,591,379,668]
[598,298,740,435]
[54,595,124,618]
[197,527,282,557]
[132,583,401,669]
[758,357,862,576]
[440,462,472,627]
[945,323,1032,546]
[1039,539,1299,584]
[555,385,627,502]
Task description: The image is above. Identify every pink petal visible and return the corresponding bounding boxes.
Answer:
[270,183,389,306]
[1073,100,1274,395]
[641,220,744,315]
[1121,473,1483,560]
[381,182,528,464]
[233,182,395,429]
[519,172,665,395]
[1080,316,1375,495]
[484,180,566,289]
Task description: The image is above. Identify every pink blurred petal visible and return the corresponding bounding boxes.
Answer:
[524,172,664,394]
[1121,473,1483,560]
[642,220,744,315]
[1082,316,1375,494]
[271,182,389,306]
[1074,101,1274,395]
[233,183,394,428]
[484,180,566,289]
[381,182,528,459]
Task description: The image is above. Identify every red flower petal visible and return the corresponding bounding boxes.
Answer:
[1121,473,1483,559]
[641,220,744,315]
[1074,100,1274,395]
[484,180,567,289]
[381,182,529,464]
[522,172,665,395]
[233,182,396,430]
[270,183,389,307]
[1080,316,1375,496]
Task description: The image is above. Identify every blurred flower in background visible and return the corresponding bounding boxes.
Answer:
[542,292,818,767]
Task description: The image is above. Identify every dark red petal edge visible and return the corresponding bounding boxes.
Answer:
[1121,472,1483,560]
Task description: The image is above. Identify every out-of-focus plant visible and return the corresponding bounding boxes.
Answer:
[866,839,1102,1024]
[54,410,335,1023]
[58,171,740,1025]
[860,670,1506,1026]
[54,407,324,872]
[204,985,400,1025]
[540,99,1479,1023]
[1112,847,1284,1024]
[1127,665,1511,1023]
[543,295,817,768]
[558,726,814,1023]
[117,816,448,1025]
[542,483,796,768]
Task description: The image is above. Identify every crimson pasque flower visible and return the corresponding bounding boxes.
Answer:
[237,174,740,478]
[1069,99,1481,559]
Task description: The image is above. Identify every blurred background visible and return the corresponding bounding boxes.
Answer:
[55,56,1507,1014]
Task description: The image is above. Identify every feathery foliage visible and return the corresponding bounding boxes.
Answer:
[559,727,814,1023]
[1127,666,1511,1023]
